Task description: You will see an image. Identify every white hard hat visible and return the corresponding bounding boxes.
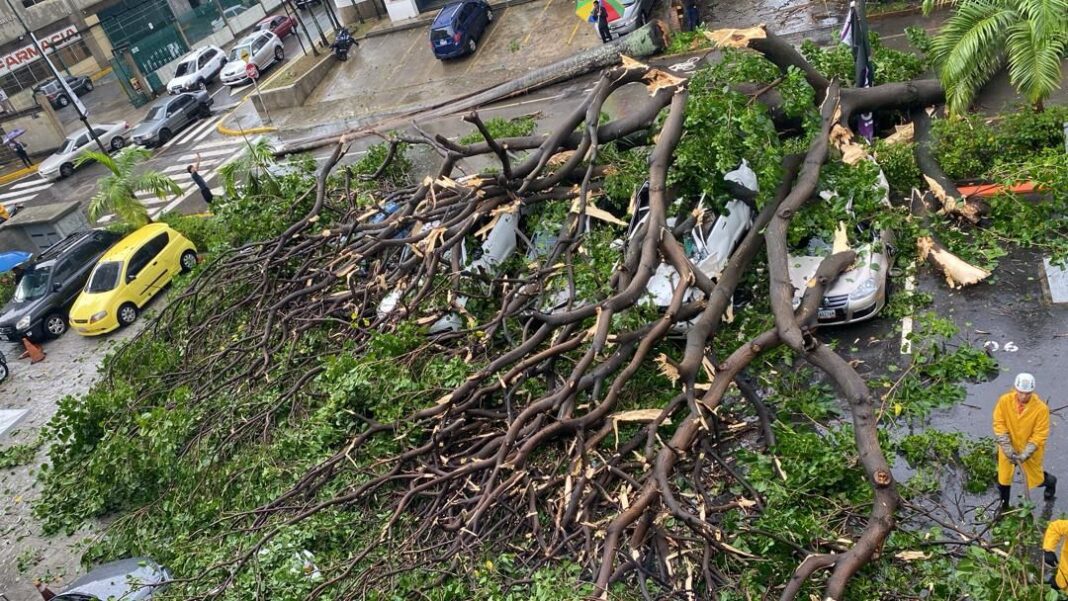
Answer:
[1014,373,1036,393]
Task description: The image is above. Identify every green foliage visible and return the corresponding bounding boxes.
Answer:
[598,143,649,209]
[159,213,227,254]
[882,313,998,418]
[0,439,40,468]
[0,270,14,306]
[78,146,181,228]
[873,139,923,198]
[896,430,996,494]
[786,158,904,247]
[664,27,711,55]
[458,116,537,145]
[929,0,1067,113]
[800,31,928,86]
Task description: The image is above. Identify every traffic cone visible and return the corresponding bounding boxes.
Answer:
[19,337,45,364]
[34,578,56,600]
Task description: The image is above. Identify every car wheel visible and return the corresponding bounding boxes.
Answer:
[274,46,284,62]
[60,163,74,178]
[196,78,206,90]
[180,250,199,273]
[43,312,68,338]
[57,94,69,107]
[110,136,125,151]
[468,38,477,54]
[84,79,94,92]
[158,128,172,144]
[118,303,138,327]
[0,360,7,383]
[199,104,212,118]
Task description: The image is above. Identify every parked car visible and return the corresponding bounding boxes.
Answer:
[38,122,129,180]
[429,0,493,59]
[788,170,894,325]
[211,4,248,30]
[130,91,213,147]
[257,14,297,38]
[51,557,170,600]
[0,230,120,342]
[166,45,227,94]
[607,0,656,38]
[33,75,94,109]
[220,31,284,86]
[70,223,198,336]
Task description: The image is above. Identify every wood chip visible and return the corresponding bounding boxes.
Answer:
[705,25,767,48]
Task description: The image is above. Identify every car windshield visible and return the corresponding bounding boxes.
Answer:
[229,44,252,61]
[174,59,194,76]
[85,261,122,293]
[13,267,51,302]
[146,105,167,121]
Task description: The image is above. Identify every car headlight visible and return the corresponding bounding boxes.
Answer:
[849,276,878,301]
[89,311,108,324]
[16,315,31,330]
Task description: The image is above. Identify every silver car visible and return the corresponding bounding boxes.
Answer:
[220,31,284,86]
[608,0,655,38]
[38,121,129,180]
[130,91,213,147]
[166,45,226,94]
[788,170,894,325]
[50,557,170,600]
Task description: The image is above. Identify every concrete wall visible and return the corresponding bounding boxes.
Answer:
[228,4,267,35]
[250,50,332,115]
[0,103,67,156]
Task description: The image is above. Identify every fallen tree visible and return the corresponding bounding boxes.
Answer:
[36,21,1052,601]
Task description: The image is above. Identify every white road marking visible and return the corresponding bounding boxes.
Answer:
[178,147,233,161]
[0,184,50,199]
[162,159,221,174]
[10,178,49,190]
[173,116,222,148]
[157,138,256,216]
[191,138,246,151]
[899,271,917,354]
[191,116,224,144]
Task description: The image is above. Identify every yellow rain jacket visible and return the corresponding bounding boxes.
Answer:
[992,391,1049,488]
[1044,520,1068,589]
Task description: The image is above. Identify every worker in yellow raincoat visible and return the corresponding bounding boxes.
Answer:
[1043,520,1068,590]
[993,373,1056,509]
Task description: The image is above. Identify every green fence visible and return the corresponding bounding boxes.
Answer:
[178,4,226,44]
[129,25,188,91]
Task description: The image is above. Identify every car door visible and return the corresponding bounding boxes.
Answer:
[70,132,90,161]
[254,34,271,67]
[167,95,192,130]
[457,4,474,39]
[124,233,170,304]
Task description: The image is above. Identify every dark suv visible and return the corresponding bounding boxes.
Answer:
[0,230,119,342]
[33,75,94,109]
[429,0,492,59]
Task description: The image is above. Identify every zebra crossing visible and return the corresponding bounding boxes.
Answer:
[0,175,55,211]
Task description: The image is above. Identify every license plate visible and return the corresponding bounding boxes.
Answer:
[818,309,836,320]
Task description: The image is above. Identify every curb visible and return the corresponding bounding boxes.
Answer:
[90,66,114,82]
[0,165,38,186]
[357,0,539,40]
[217,117,277,136]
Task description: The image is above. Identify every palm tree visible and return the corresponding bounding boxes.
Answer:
[926,0,1068,114]
[75,146,182,228]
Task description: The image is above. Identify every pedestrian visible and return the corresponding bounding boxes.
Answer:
[993,372,1056,510]
[594,0,613,44]
[10,140,31,168]
[1043,520,1068,590]
[683,0,701,32]
[187,153,213,205]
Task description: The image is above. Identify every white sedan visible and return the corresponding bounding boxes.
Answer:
[220,31,284,86]
[37,121,129,181]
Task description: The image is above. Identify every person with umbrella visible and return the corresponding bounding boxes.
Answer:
[593,0,612,43]
[9,139,30,168]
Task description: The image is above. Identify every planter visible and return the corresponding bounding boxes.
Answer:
[251,52,337,117]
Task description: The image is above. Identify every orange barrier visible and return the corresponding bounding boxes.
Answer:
[957,181,1038,198]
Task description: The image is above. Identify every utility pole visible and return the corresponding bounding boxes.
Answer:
[3,0,107,153]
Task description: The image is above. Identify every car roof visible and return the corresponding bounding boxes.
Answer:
[98,223,173,263]
[432,2,467,26]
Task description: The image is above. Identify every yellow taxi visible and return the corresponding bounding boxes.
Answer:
[70,223,198,336]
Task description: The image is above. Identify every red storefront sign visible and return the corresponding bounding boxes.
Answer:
[0,25,81,77]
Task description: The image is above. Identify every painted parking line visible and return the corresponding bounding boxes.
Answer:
[190,116,224,144]
[168,117,219,149]
[190,138,246,151]
[521,0,557,47]
[463,11,506,77]
[566,21,581,45]
[0,183,51,198]
[10,177,49,190]
[397,32,423,71]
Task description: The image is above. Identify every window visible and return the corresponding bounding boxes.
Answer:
[197,53,209,68]
[74,133,89,147]
[126,233,169,279]
[53,258,76,283]
[252,36,267,51]
[92,128,106,137]
[86,261,121,293]
[69,240,103,267]
[13,266,51,302]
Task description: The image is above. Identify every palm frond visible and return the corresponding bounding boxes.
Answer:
[75,150,117,172]
[1005,20,1066,105]
[930,0,1015,113]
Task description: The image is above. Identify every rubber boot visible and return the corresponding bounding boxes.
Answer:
[998,483,1012,510]
[1044,472,1057,501]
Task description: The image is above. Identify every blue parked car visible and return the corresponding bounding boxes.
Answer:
[429,0,493,59]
